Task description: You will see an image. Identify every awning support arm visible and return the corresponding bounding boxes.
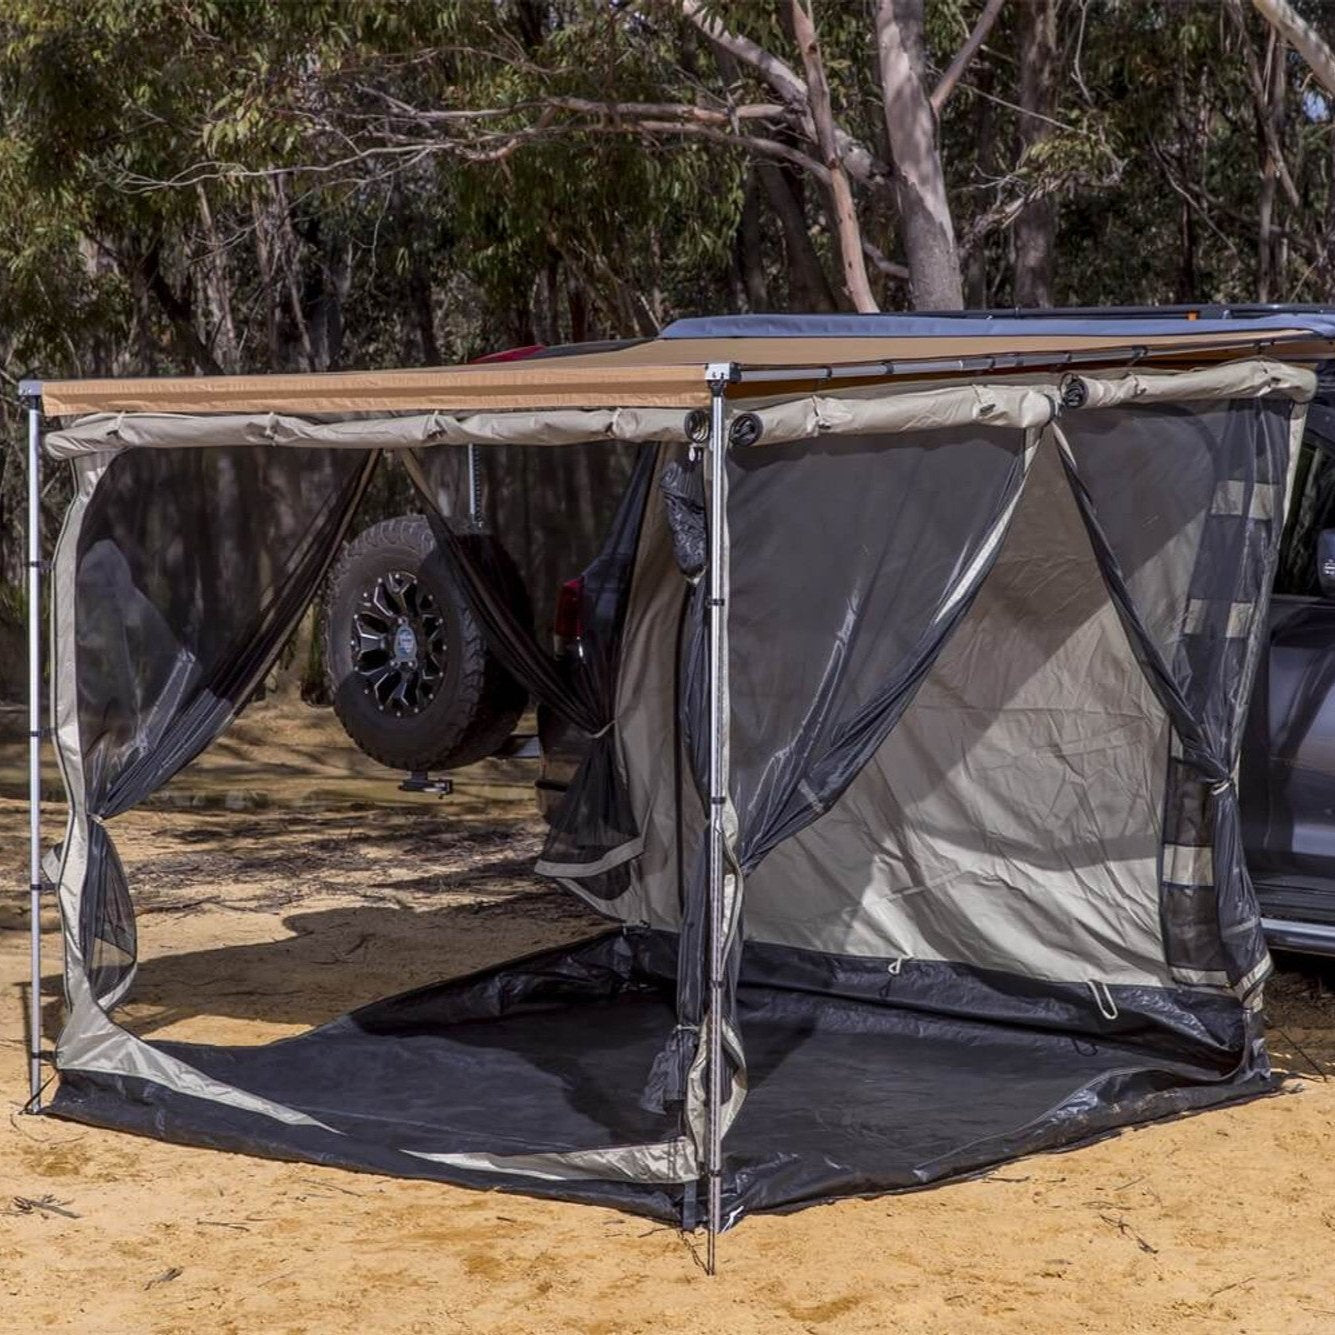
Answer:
[726,337,1279,385]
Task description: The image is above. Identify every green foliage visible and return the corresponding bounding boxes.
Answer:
[0,0,1332,586]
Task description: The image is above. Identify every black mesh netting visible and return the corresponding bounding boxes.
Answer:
[71,445,376,1004]
[659,424,1031,1123]
[1059,397,1293,988]
[411,443,657,899]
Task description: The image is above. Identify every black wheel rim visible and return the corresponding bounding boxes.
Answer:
[349,569,447,716]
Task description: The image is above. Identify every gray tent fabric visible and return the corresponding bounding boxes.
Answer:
[35,358,1316,1235]
[654,423,1036,1140]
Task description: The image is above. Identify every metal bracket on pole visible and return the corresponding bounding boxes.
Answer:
[466,443,482,530]
[22,392,44,1112]
[702,362,736,1274]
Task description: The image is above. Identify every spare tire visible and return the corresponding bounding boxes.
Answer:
[324,515,528,772]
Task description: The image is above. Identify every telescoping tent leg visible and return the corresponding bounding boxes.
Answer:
[703,364,733,1274]
[24,400,43,1111]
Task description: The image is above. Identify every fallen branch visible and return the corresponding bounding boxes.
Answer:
[11,1195,80,1219]
[1099,1212,1158,1255]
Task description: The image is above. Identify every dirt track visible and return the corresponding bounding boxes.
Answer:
[4,700,1335,1333]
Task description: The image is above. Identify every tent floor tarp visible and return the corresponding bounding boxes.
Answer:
[47,929,1273,1224]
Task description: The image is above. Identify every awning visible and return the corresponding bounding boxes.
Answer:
[34,323,1335,418]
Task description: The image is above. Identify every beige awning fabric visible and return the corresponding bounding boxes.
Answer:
[1064,358,1316,409]
[36,327,1334,418]
[45,358,1322,459]
[734,380,1057,443]
[44,380,1059,458]
[44,407,695,459]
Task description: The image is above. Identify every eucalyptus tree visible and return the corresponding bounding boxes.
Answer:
[3,0,1335,606]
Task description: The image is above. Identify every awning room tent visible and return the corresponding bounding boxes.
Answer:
[20,311,1335,1266]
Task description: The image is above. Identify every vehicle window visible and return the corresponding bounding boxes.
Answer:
[1275,433,1335,596]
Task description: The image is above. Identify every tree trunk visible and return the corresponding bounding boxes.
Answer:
[791,0,878,311]
[1257,36,1279,302]
[411,257,440,364]
[1013,0,1058,307]
[737,169,770,311]
[757,163,840,311]
[129,234,224,374]
[251,193,282,369]
[875,0,964,309]
[195,184,240,371]
[964,59,998,307]
[1252,0,1335,98]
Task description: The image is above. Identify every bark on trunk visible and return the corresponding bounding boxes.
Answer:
[195,184,240,372]
[964,60,999,307]
[1252,0,1335,98]
[1013,0,1058,307]
[757,163,841,311]
[737,170,770,311]
[791,0,878,311]
[411,260,440,365]
[1257,34,1280,303]
[875,0,964,309]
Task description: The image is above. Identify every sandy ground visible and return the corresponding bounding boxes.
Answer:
[4,701,1335,1332]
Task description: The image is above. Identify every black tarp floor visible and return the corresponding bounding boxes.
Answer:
[49,930,1272,1224]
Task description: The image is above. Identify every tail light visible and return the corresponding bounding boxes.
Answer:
[553,577,584,651]
[468,343,547,364]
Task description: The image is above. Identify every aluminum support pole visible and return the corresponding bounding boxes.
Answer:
[25,403,43,1110]
[703,366,732,1274]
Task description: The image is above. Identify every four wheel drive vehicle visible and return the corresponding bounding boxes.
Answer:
[1240,394,1335,955]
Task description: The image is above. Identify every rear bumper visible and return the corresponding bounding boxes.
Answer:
[534,776,570,823]
[1262,917,1335,957]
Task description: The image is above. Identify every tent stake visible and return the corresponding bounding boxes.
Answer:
[25,400,43,1111]
[704,364,733,1274]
